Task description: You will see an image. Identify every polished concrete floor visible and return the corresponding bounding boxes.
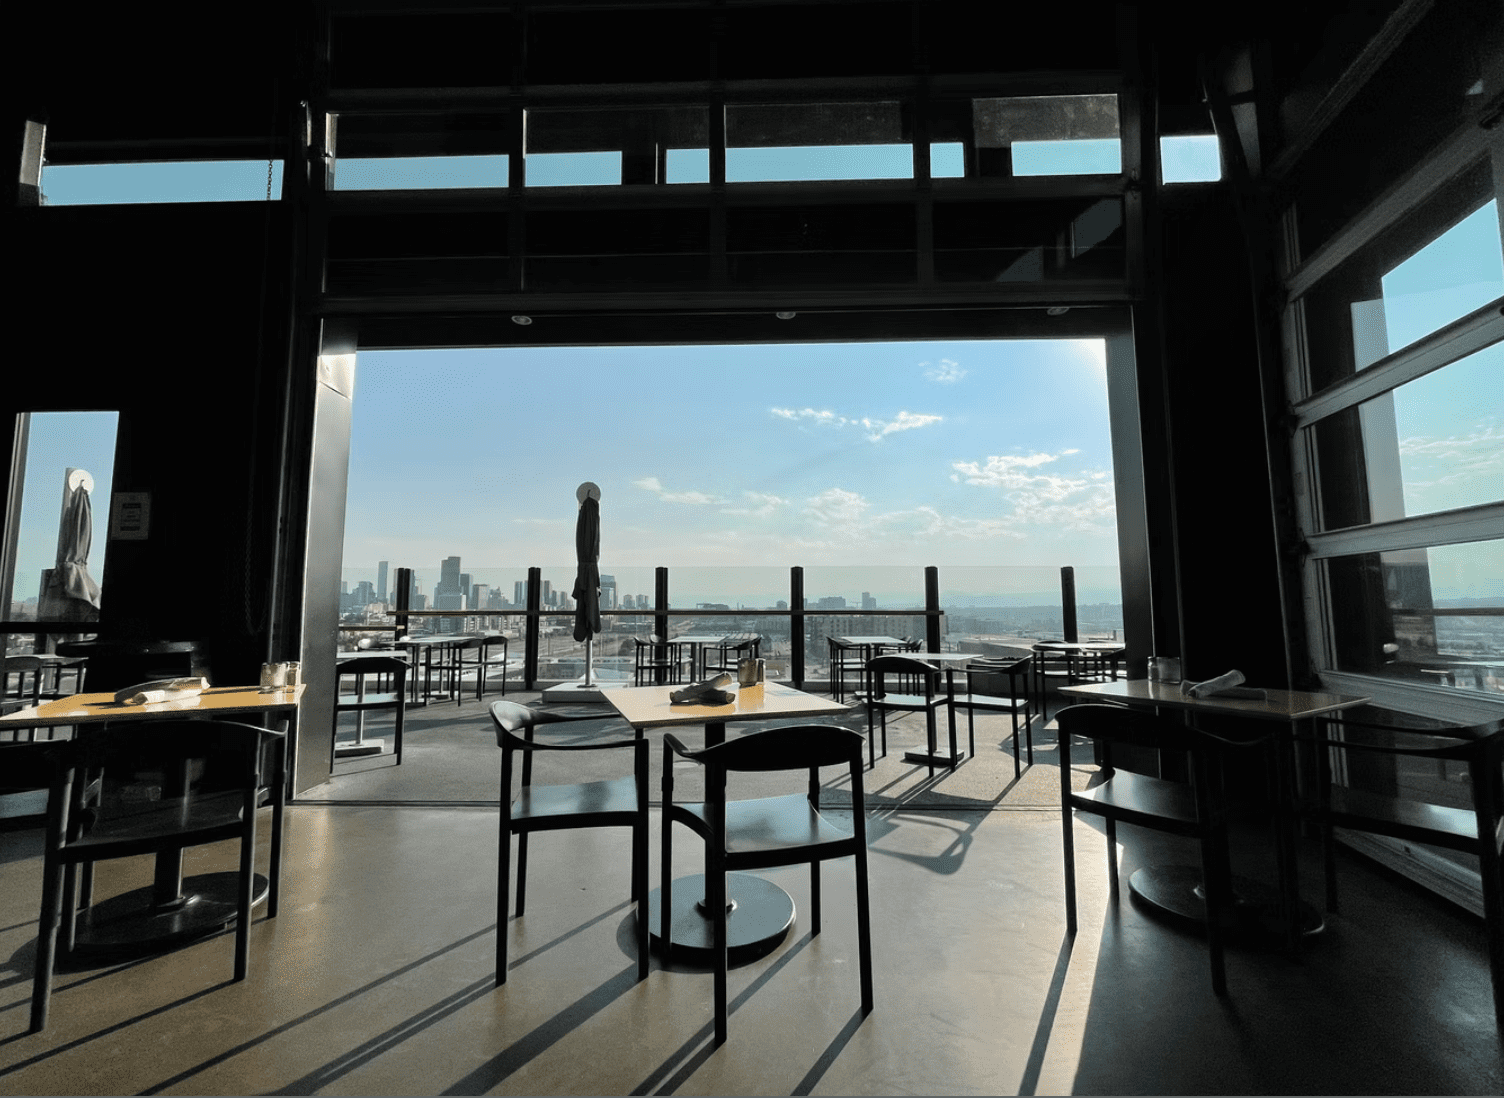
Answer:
[1,701,1501,1094]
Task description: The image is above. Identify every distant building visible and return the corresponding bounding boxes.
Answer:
[862,592,877,610]
[600,573,617,610]
[514,580,527,607]
[377,560,388,602]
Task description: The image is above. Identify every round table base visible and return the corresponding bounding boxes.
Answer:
[646,872,794,965]
[1128,865,1325,942]
[71,872,269,956]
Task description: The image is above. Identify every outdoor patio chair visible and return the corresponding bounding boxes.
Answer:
[334,656,408,763]
[864,654,953,774]
[947,655,1035,777]
[633,634,685,686]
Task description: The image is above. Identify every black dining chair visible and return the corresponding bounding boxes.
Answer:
[947,655,1035,778]
[633,634,684,686]
[1308,712,1504,1029]
[333,656,408,763]
[1057,703,1242,995]
[702,633,759,679]
[661,724,873,1045]
[488,700,649,987]
[30,720,280,1031]
[864,654,953,774]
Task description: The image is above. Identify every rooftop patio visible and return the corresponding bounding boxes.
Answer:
[2,696,1500,1094]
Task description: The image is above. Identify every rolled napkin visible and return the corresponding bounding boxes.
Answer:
[113,677,210,706]
[670,674,734,705]
[1181,670,1266,700]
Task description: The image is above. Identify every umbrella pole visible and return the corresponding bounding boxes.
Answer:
[584,637,594,686]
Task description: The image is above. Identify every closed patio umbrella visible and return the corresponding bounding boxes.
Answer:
[571,482,602,683]
[39,469,102,624]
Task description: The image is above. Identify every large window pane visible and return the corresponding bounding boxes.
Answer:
[1312,341,1504,529]
[334,155,509,190]
[1326,539,1504,693]
[1301,160,1501,391]
[725,102,911,183]
[971,94,1120,179]
[41,161,284,204]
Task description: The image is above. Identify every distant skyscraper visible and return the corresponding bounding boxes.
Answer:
[514,580,527,607]
[377,560,389,602]
[862,591,877,610]
[600,573,617,610]
[542,579,552,606]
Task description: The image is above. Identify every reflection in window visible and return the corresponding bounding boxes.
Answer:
[41,161,285,204]
[1326,539,1504,694]
[1313,341,1504,529]
[333,155,509,190]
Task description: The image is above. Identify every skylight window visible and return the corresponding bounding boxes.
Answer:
[40,160,285,204]
[333,155,509,191]
[1160,135,1221,183]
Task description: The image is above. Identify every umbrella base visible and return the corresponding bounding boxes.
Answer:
[541,679,629,704]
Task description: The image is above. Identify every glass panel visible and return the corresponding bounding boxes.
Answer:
[971,94,1120,179]
[6,413,117,635]
[40,161,284,205]
[1326,539,1504,693]
[934,198,1124,283]
[930,143,965,179]
[726,144,912,182]
[667,148,709,184]
[1161,135,1221,183]
[526,106,708,186]
[725,102,911,183]
[1012,139,1121,177]
[334,155,509,190]
[1312,341,1504,529]
[525,151,621,187]
[1300,160,1501,391]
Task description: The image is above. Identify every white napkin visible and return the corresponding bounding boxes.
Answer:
[114,678,210,706]
[670,674,733,704]
[1182,670,1248,699]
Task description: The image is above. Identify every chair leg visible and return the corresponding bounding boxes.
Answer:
[515,833,529,917]
[1105,818,1119,897]
[661,814,674,970]
[634,817,649,982]
[235,814,255,982]
[30,854,64,1033]
[810,860,822,935]
[1009,708,1021,780]
[497,825,512,986]
[854,850,874,1015]
[1060,769,1078,937]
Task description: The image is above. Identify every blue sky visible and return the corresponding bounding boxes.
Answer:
[339,340,1118,605]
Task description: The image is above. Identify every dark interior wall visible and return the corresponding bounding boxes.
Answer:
[3,202,294,686]
[1156,186,1288,688]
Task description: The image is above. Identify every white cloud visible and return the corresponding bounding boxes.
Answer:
[770,406,943,442]
[721,491,787,517]
[950,450,1118,531]
[633,476,719,505]
[923,358,966,383]
[803,487,870,526]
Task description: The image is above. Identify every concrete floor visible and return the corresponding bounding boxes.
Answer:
[1,699,1501,1094]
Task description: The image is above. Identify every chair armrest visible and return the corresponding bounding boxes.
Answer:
[664,732,701,761]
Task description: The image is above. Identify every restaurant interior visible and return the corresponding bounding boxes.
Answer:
[3,1,1503,1093]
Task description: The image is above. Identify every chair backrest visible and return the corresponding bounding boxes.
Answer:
[865,654,939,696]
[336,656,408,688]
[1056,703,1195,758]
[966,655,1030,693]
[0,740,71,793]
[690,724,865,774]
[75,719,267,808]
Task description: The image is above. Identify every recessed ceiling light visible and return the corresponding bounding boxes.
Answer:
[511,315,533,325]
[775,311,797,320]
[1046,306,1071,316]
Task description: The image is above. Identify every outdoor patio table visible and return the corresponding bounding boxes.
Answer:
[394,634,469,704]
[0,684,303,954]
[1058,678,1368,953]
[603,680,852,961]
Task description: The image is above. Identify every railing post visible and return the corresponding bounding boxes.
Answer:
[653,566,670,640]
[1061,566,1078,643]
[525,566,541,689]
[925,566,941,653]
[790,566,805,690]
[394,567,411,642]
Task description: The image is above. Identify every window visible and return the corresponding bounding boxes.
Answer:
[4,413,117,652]
[40,161,284,204]
[1288,144,1504,708]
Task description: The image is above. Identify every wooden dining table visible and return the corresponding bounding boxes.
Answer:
[0,684,304,954]
[603,681,853,960]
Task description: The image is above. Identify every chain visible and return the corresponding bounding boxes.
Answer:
[267,157,274,201]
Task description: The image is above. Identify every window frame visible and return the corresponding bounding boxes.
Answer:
[1282,117,1504,723]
